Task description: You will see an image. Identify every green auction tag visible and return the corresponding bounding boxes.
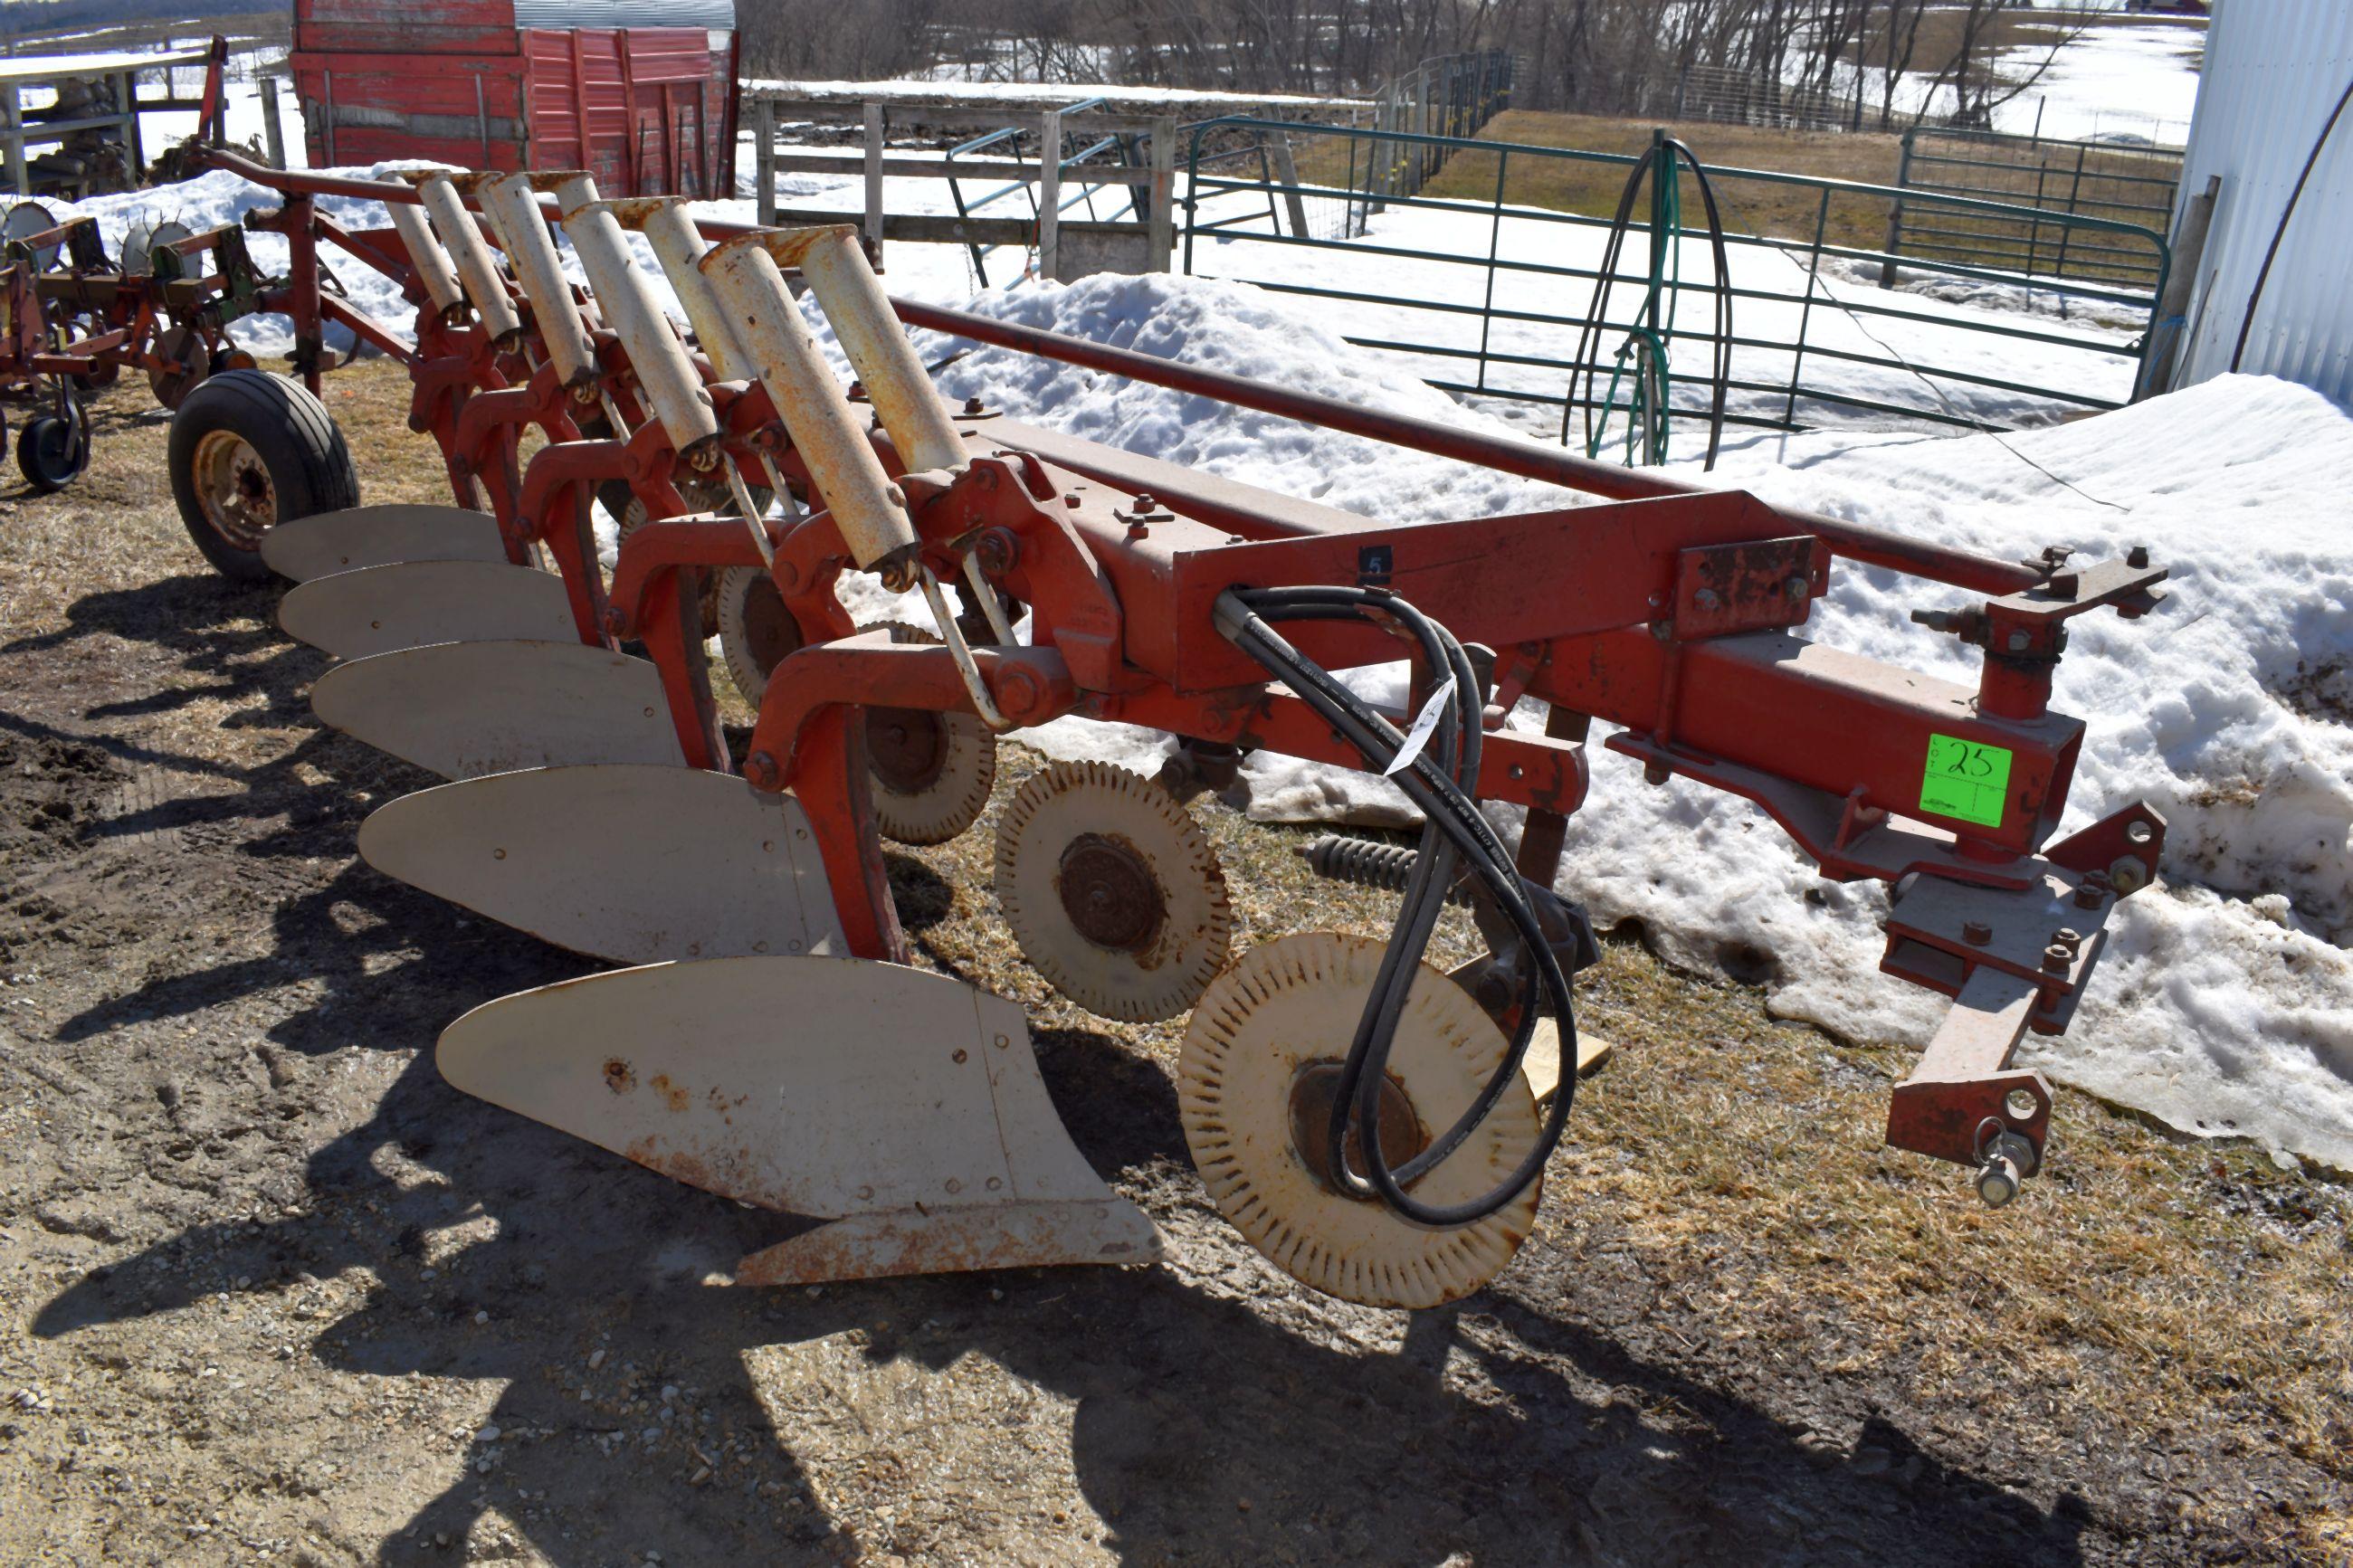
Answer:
[1920,734,2013,829]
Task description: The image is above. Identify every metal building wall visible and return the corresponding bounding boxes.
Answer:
[2168,0,2353,404]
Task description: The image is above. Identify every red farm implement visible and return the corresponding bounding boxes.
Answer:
[151,146,2169,1307]
[0,41,257,491]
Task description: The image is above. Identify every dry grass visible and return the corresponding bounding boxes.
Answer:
[1329,109,2173,281]
[1418,109,1905,252]
[3,363,2347,1560]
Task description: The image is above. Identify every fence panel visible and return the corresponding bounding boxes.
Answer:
[1886,127,2182,293]
[1180,116,2170,450]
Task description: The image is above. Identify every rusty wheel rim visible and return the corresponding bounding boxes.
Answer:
[866,707,947,794]
[740,575,802,681]
[191,429,275,552]
[1285,1060,1431,1199]
[1054,832,1167,953]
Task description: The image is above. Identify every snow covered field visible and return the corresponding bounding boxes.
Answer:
[1994,23,2204,147]
[1825,22,2202,147]
[22,142,2349,1172]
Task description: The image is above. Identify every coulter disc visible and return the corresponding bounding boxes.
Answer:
[358,764,844,965]
[147,324,211,409]
[714,563,802,707]
[258,504,509,583]
[863,623,995,846]
[995,760,1229,1022]
[278,559,576,660]
[310,639,684,780]
[1176,931,1544,1309]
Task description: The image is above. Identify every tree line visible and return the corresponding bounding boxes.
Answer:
[736,0,2072,130]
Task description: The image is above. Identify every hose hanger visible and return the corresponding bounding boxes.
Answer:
[1564,132,1732,471]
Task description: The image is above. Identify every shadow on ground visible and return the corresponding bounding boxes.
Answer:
[17,568,2094,1567]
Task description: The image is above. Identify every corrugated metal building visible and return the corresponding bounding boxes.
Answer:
[2164,0,2353,404]
[289,0,739,197]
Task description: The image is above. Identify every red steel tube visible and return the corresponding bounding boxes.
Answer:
[885,299,2039,597]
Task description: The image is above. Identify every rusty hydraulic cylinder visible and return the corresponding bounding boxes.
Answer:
[385,201,465,323]
[410,172,521,347]
[776,226,967,477]
[700,233,919,575]
[479,174,598,387]
[554,178,721,456]
[596,198,756,385]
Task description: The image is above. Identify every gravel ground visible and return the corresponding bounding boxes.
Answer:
[0,372,2346,1567]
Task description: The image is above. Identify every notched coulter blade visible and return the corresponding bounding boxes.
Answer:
[259,504,510,583]
[278,560,577,660]
[360,764,845,965]
[310,639,685,780]
[436,955,1164,1284]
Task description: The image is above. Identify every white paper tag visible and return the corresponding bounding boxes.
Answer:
[1384,676,1457,777]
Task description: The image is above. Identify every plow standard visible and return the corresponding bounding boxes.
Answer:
[149,147,2168,1309]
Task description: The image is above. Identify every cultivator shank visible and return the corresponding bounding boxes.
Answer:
[156,146,2173,1306]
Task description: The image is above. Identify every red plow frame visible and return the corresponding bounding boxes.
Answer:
[163,146,2171,1295]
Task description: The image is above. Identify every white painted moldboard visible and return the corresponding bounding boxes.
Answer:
[2168,0,2353,404]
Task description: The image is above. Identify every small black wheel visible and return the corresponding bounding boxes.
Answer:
[16,411,89,494]
[167,370,359,582]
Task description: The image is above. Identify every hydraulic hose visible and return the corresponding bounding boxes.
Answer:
[1565,136,1732,470]
[1215,585,1580,1228]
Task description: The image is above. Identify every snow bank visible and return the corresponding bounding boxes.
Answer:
[904,271,2353,1169]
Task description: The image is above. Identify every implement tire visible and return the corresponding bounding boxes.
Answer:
[167,370,359,583]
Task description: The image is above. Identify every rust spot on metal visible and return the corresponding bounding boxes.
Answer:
[602,1058,636,1095]
[620,1136,779,1212]
[648,1073,691,1113]
[714,224,857,273]
[865,707,946,792]
[1285,1060,1430,1199]
[595,196,688,228]
[1053,832,1166,954]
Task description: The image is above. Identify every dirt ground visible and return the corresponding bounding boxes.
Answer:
[1,369,2348,1567]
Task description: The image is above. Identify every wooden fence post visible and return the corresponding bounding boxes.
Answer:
[260,72,285,167]
[1270,132,1310,238]
[1036,108,1062,280]
[753,97,776,225]
[2135,173,2219,400]
[3,83,25,196]
[1880,129,1914,288]
[1148,115,1177,271]
[862,101,885,268]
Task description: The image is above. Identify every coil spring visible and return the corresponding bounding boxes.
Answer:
[1297,835,1472,908]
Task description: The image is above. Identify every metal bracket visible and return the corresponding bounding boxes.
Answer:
[1606,734,2042,889]
[1887,965,2052,1172]
[2043,800,2166,897]
[1667,534,1826,641]
[1880,864,2114,1039]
